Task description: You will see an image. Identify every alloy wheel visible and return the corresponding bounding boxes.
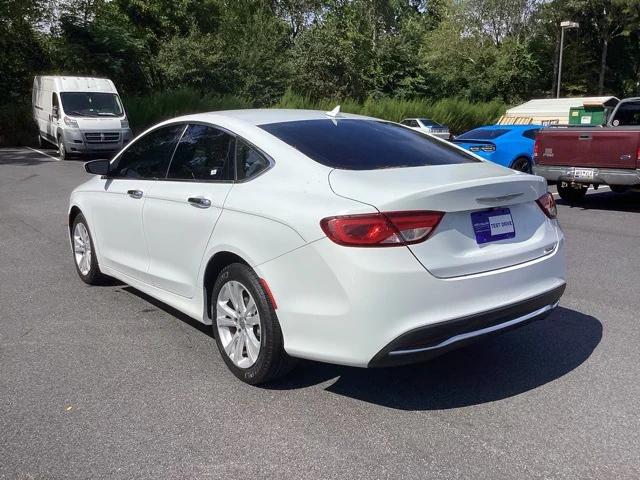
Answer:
[216,280,261,368]
[73,222,92,275]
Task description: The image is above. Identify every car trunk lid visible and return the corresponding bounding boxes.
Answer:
[329,163,559,278]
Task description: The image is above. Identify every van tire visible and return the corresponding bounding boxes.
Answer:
[58,136,68,160]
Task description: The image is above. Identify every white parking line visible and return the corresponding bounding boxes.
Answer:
[552,185,610,198]
[25,146,60,161]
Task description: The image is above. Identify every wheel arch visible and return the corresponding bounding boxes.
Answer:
[68,205,82,235]
[202,251,250,323]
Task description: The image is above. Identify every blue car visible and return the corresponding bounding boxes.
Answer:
[453,125,540,173]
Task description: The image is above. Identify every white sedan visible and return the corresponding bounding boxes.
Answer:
[69,109,566,384]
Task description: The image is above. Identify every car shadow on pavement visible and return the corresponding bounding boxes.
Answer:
[121,286,214,337]
[557,190,640,213]
[0,148,56,166]
[267,307,602,410]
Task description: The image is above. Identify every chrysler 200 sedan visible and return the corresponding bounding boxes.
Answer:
[69,109,566,384]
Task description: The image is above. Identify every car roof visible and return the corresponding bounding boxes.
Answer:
[168,109,376,127]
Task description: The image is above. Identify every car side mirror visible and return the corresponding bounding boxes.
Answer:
[84,159,110,176]
[52,106,59,119]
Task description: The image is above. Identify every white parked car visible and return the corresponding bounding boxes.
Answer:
[69,109,566,384]
[32,76,133,160]
[400,117,450,139]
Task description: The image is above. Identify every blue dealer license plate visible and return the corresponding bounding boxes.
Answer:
[471,208,516,245]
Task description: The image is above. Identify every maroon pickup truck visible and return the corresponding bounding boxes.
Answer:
[533,97,640,202]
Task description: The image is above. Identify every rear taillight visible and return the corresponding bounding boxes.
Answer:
[533,138,540,158]
[536,192,557,219]
[636,145,640,162]
[320,211,444,247]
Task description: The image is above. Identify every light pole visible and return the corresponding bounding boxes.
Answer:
[557,21,579,98]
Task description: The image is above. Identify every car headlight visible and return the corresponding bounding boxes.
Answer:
[63,116,79,128]
[120,119,129,129]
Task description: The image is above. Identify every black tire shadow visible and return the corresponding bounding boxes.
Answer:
[557,190,640,213]
[267,307,601,410]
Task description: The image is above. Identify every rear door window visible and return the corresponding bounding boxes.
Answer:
[522,129,539,140]
[419,119,441,127]
[260,119,478,170]
[167,124,235,181]
[111,124,185,179]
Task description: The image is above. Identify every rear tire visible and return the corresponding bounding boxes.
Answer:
[557,183,588,203]
[610,185,628,194]
[212,263,296,385]
[71,213,108,285]
[511,157,532,173]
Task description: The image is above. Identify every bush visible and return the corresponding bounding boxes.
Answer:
[0,88,506,146]
[123,89,252,134]
[0,102,37,147]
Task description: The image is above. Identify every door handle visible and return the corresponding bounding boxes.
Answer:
[188,196,212,208]
[127,189,143,199]
[578,134,591,140]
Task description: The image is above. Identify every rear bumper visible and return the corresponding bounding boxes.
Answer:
[429,132,451,140]
[533,164,640,186]
[258,231,566,368]
[368,283,565,367]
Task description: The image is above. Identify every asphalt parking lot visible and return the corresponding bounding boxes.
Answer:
[1,147,639,479]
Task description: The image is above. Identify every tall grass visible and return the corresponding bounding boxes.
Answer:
[0,87,506,146]
[123,89,252,134]
[275,90,506,134]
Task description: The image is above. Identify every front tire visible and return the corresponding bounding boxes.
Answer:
[58,136,69,160]
[212,263,296,385]
[557,183,588,203]
[71,213,108,285]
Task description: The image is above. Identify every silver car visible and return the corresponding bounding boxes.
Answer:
[400,118,450,140]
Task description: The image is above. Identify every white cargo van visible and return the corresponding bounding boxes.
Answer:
[32,76,133,160]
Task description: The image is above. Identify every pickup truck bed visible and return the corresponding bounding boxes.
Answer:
[532,97,640,202]
[533,127,640,186]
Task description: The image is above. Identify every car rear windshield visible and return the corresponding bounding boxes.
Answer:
[419,119,442,127]
[259,119,478,170]
[457,128,510,140]
[612,101,640,126]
